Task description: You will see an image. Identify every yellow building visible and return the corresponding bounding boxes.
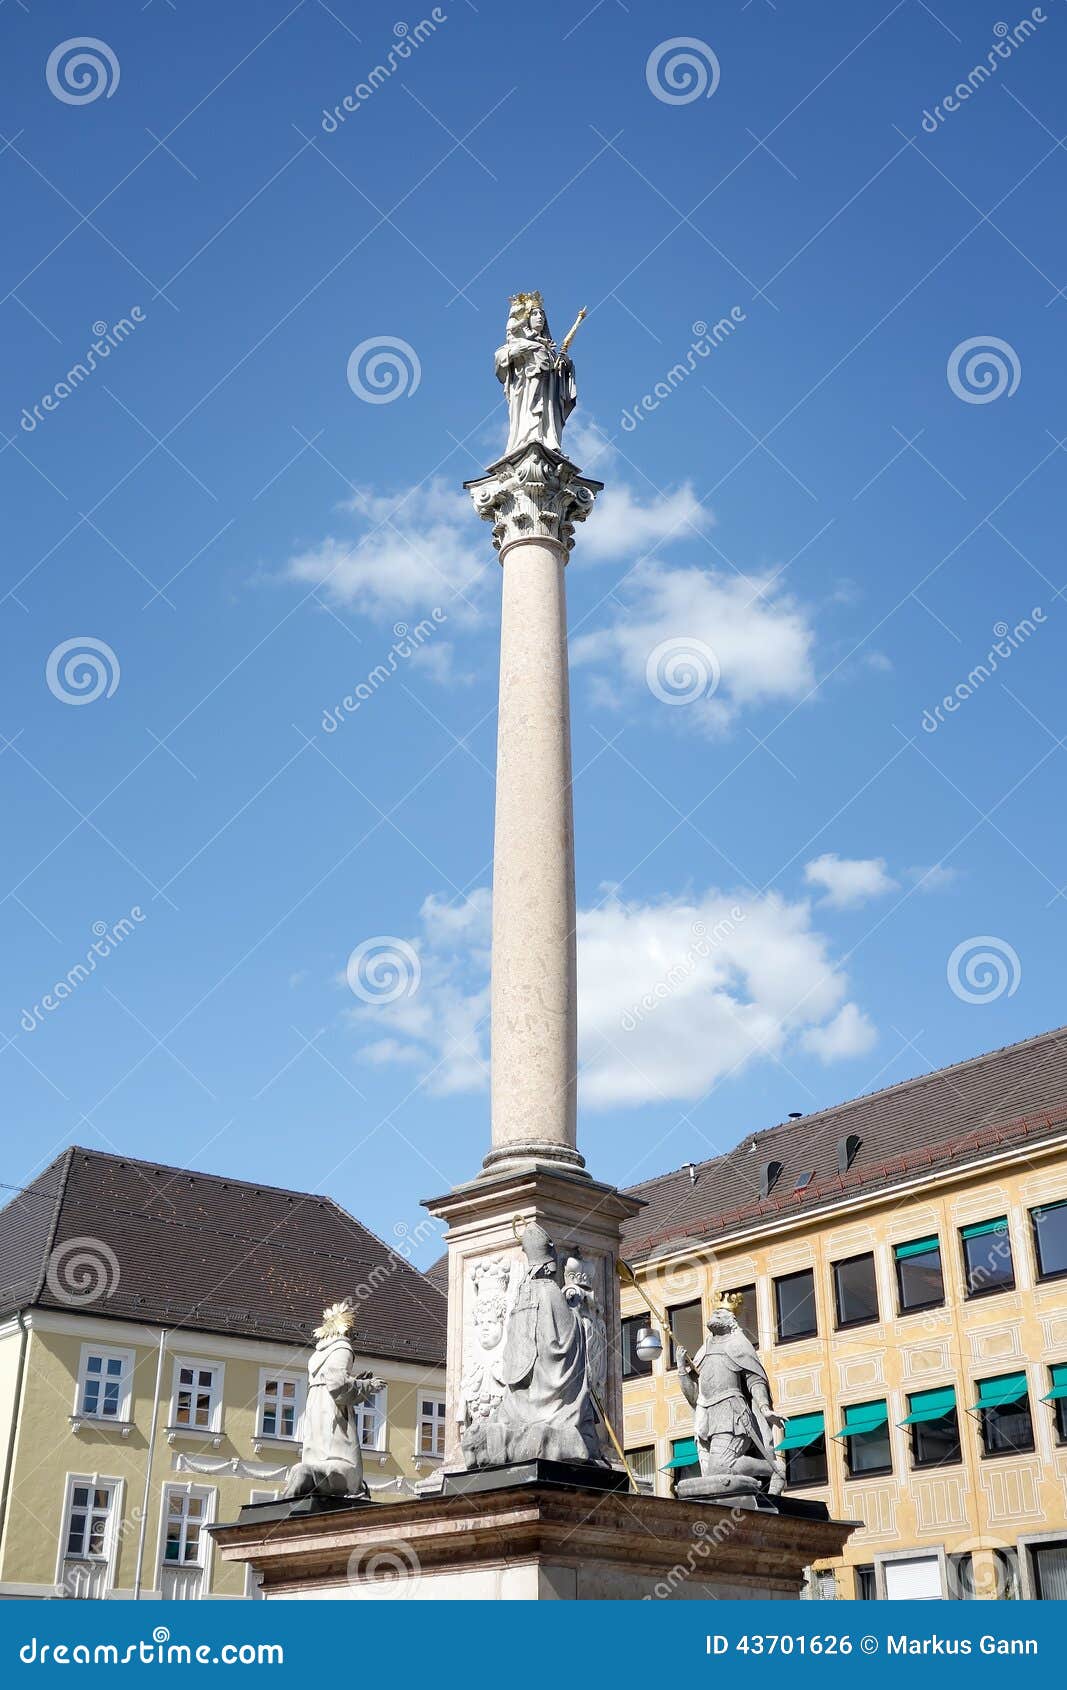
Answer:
[0,1148,446,1599]
[619,1025,1067,1601]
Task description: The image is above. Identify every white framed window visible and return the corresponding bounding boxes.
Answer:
[417,1394,446,1458]
[169,1358,224,1436]
[356,1388,387,1451]
[56,1473,123,1599]
[157,1483,216,1600]
[74,1345,134,1425]
[257,1370,304,1442]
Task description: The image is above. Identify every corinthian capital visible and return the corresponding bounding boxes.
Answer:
[464,444,603,562]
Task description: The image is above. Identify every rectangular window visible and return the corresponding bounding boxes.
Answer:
[774,1268,817,1341]
[838,1399,892,1476]
[258,1375,301,1440]
[356,1389,386,1451]
[626,1445,656,1493]
[832,1253,879,1327]
[64,1482,115,1560]
[778,1412,827,1487]
[667,1299,704,1366]
[961,1217,1015,1297]
[974,1372,1034,1456]
[725,1284,759,1348]
[947,1552,976,1599]
[162,1487,208,1566]
[894,1236,944,1312]
[1044,1364,1067,1443]
[1032,1542,1067,1601]
[77,1348,132,1423]
[620,1314,654,1379]
[901,1386,961,1467]
[172,1361,221,1433]
[854,1564,876,1600]
[1032,1200,1067,1280]
[418,1395,446,1457]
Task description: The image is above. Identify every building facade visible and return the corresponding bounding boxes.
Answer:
[0,1149,446,1599]
[619,1026,1067,1601]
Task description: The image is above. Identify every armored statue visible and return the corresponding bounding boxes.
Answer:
[675,1296,786,1500]
[462,1222,604,1467]
[282,1301,384,1500]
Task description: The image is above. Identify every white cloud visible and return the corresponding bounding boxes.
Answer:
[571,560,816,734]
[285,479,486,621]
[909,863,959,894]
[804,853,898,909]
[800,1002,877,1062]
[580,482,712,563]
[346,883,876,1107]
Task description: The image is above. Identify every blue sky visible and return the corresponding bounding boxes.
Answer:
[3,0,1066,1249]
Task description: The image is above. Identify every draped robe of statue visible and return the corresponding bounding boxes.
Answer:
[282,1334,380,1499]
[471,1238,603,1467]
[494,324,576,457]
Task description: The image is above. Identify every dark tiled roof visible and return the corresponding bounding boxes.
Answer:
[621,1024,1067,1257]
[425,1252,449,1294]
[0,1148,446,1367]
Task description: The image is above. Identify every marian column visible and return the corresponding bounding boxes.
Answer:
[425,294,642,1473]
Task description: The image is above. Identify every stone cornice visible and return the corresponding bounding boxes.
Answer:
[464,445,602,561]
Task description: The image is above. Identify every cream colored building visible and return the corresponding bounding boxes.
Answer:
[0,1148,446,1599]
[619,1025,1067,1601]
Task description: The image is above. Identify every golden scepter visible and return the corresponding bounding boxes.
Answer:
[555,305,587,367]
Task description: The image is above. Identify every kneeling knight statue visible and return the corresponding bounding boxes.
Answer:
[675,1293,786,1502]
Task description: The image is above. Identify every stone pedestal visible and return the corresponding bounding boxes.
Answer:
[212,1478,857,1601]
[423,1163,643,1470]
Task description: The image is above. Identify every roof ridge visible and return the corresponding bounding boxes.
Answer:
[60,1144,332,1206]
[28,1147,75,1305]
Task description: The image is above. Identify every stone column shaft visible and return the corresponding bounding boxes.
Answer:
[465,445,601,1174]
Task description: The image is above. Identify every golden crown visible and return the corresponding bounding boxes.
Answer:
[711,1290,743,1314]
[508,290,543,314]
[315,1299,355,1339]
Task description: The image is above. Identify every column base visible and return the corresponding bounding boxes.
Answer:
[480,1140,586,1175]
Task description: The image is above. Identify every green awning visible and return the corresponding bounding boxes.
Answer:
[971,1372,1028,1410]
[894,1236,940,1260]
[899,1386,957,1426]
[776,1412,825,1451]
[662,1438,698,1471]
[961,1218,1008,1240]
[1033,1200,1067,1220]
[835,1401,889,1439]
[1042,1364,1067,1404]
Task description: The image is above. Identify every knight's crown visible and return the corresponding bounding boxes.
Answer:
[711,1290,743,1314]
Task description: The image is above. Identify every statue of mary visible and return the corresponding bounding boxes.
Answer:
[494,293,577,458]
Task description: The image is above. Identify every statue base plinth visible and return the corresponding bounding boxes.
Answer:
[233,1494,374,1526]
[212,1483,856,1601]
[441,1458,628,1497]
[674,1477,831,1518]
